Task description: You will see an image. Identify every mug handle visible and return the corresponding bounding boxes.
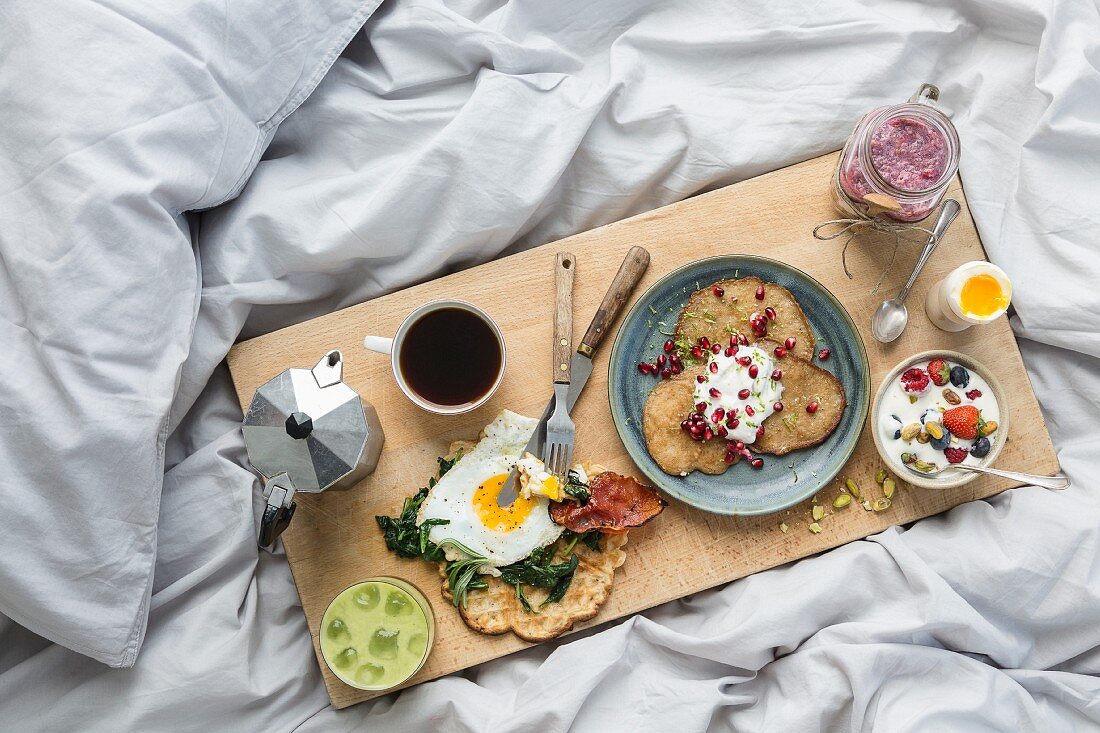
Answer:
[363,336,394,354]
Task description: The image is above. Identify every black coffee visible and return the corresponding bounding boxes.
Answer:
[399,307,502,406]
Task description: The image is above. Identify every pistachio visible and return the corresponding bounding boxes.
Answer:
[942,388,961,405]
[812,505,825,521]
[917,431,931,444]
[900,423,922,441]
[883,477,896,499]
[913,459,938,473]
[779,522,789,533]
[872,498,892,512]
[925,421,944,440]
[901,452,916,465]
[833,494,852,509]
[845,478,861,498]
[980,420,999,437]
[908,394,918,404]
[875,468,888,485]
[861,500,873,511]
[808,522,823,534]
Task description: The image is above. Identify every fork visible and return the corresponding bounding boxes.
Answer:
[543,252,576,478]
[904,463,1070,490]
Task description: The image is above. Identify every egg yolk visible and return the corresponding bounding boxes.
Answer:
[958,273,1008,317]
[472,474,536,532]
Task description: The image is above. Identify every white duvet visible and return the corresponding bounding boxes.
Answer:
[2,0,1099,730]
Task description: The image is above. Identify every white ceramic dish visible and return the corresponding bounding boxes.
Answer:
[871,350,1009,490]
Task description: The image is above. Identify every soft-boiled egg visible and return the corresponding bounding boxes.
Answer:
[948,262,1011,320]
[416,411,564,568]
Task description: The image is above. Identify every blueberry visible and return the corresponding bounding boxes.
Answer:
[930,433,950,450]
[920,408,939,425]
[950,366,970,388]
[971,437,991,458]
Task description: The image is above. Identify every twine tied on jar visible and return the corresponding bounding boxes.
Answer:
[813,198,938,294]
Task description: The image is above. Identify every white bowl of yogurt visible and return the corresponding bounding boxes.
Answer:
[871,350,1008,490]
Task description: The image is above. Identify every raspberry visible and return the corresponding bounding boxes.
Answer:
[966,389,982,400]
[944,447,968,464]
[900,368,930,393]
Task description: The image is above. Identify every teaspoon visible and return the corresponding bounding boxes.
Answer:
[905,463,1070,491]
[871,199,962,343]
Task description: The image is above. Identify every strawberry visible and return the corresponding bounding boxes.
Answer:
[900,368,930,394]
[944,446,968,464]
[942,405,980,440]
[927,358,951,386]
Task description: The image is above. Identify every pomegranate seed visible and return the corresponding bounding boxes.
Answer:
[727,417,740,429]
[724,347,736,357]
[818,348,831,361]
[680,419,690,430]
[710,387,722,398]
[738,388,751,399]
[771,369,782,380]
[696,374,707,383]
[713,285,724,298]
[691,346,704,359]
[756,426,766,438]
[748,364,759,378]
[739,334,749,345]
[703,426,713,441]
[745,405,755,416]
[689,425,703,438]
[773,401,784,412]
[740,448,753,460]
[660,367,671,379]
[637,362,652,374]
[734,441,745,452]
[784,337,797,350]
[806,401,819,414]
[751,458,764,469]
[709,362,719,374]
[712,408,725,422]
[657,354,667,367]
[696,402,707,413]
[729,336,739,348]
[663,339,675,353]
[716,424,728,437]
[738,356,752,367]
[712,344,722,354]
[755,285,765,300]
[670,363,682,375]
[774,346,787,358]
[699,336,711,349]
[724,452,736,464]
[670,354,682,368]
[764,307,776,320]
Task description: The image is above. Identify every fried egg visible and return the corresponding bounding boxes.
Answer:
[417,411,565,568]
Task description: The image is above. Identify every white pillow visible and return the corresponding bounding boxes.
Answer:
[0,0,380,666]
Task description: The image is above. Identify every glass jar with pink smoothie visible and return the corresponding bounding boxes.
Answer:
[834,84,960,222]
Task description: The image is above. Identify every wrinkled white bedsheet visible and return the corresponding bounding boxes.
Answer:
[3,0,1100,730]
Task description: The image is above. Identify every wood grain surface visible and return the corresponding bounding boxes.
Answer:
[553,252,575,381]
[226,152,1059,709]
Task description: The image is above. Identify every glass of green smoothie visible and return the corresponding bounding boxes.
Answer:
[319,577,435,691]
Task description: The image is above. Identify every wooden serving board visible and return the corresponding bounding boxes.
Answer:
[227,152,1059,708]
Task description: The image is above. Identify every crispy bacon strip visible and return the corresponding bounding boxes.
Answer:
[550,472,667,533]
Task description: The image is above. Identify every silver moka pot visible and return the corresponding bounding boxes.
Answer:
[242,350,384,547]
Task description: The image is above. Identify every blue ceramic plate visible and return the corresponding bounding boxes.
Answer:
[608,256,869,516]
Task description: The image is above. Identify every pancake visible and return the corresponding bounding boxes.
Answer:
[754,341,847,455]
[641,348,846,471]
[675,276,816,362]
[642,366,735,476]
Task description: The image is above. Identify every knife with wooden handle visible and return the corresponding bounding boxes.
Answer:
[495,245,650,505]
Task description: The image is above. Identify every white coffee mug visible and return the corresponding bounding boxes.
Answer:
[363,299,506,415]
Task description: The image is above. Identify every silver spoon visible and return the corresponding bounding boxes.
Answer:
[871,199,962,343]
[905,463,1070,490]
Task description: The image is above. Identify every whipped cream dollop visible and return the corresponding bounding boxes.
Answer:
[693,345,783,444]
